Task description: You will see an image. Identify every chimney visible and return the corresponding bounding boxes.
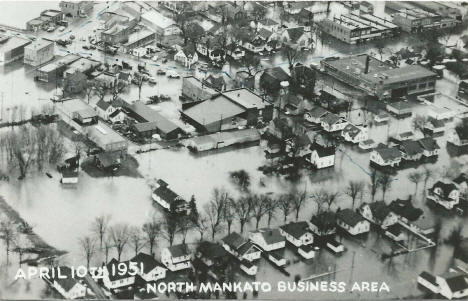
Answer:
[364,55,370,74]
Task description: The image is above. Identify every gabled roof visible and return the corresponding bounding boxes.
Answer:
[96,99,111,111]
[455,126,468,140]
[418,137,440,152]
[280,221,310,239]
[310,211,336,231]
[237,241,260,256]
[49,267,81,291]
[258,28,272,40]
[399,140,424,156]
[167,244,190,258]
[154,184,185,206]
[307,106,329,119]
[374,147,402,161]
[109,109,123,118]
[259,18,278,26]
[342,124,362,139]
[336,209,365,227]
[431,181,458,198]
[197,241,228,260]
[311,143,335,157]
[286,27,305,43]
[388,198,423,222]
[321,112,343,126]
[251,228,284,245]
[443,273,468,293]
[454,173,468,185]
[366,201,392,222]
[222,232,246,250]
[131,252,165,274]
[261,66,290,82]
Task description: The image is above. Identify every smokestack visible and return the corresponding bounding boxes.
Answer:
[364,54,370,74]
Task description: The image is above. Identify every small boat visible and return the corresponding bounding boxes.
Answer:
[46,172,53,178]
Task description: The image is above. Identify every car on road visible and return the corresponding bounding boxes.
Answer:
[167,70,180,78]
[82,45,90,50]
[148,77,157,84]
[156,69,166,75]
[58,26,66,32]
[46,26,56,32]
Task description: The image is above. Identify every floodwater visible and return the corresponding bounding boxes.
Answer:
[1,1,468,299]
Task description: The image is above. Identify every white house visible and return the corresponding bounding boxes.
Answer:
[308,143,335,169]
[279,27,313,49]
[103,259,136,291]
[108,109,126,124]
[249,228,285,252]
[221,232,261,262]
[268,251,286,267]
[174,45,198,68]
[131,252,166,282]
[359,202,398,229]
[418,271,440,295]
[320,112,348,132]
[428,105,455,121]
[152,180,188,213]
[448,127,468,147]
[279,221,313,247]
[341,124,368,144]
[240,259,257,276]
[161,244,192,271]
[370,146,402,167]
[418,137,440,158]
[436,272,468,300]
[48,267,87,299]
[95,99,116,120]
[454,173,468,196]
[327,239,345,254]
[336,209,370,235]
[61,169,78,184]
[427,181,460,210]
[298,245,315,259]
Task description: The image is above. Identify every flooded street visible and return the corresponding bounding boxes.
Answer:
[1,0,468,299]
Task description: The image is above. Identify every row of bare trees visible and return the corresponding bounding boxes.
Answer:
[0,125,65,179]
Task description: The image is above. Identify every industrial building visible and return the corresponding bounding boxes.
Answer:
[36,54,80,82]
[318,13,399,44]
[321,54,437,99]
[121,29,156,53]
[392,8,458,33]
[181,88,273,133]
[140,11,182,47]
[24,39,55,66]
[0,34,32,65]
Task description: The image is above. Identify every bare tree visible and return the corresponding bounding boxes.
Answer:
[129,226,144,256]
[369,169,380,202]
[195,214,209,241]
[378,173,393,201]
[290,188,307,221]
[3,127,37,179]
[265,196,279,227]
[103,234,112,264]
[112,81,126,102]
[423,166,434,189]
[162,213,180,246]
[142,217,160,256]
[109,223,130,261]
[279,194,292,222]
[204,188,227,240]
[223,198,235,234]
[346,181,365,209]
[324,191,340,211]
[232,196,252,233]
[408,171,423,198]
[0,220,17,266]
[178,216,192,244]
[91,215,110,249]
[78,236,96,269]
[312,189,329,214]
[282,43,305,72]
[250,194,270,229]
[85,81,95,104]
[412,115,428,136]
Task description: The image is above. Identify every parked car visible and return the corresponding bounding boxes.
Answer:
[167,70,180,78]
[46,26,56,32]
[148,77,157,84]
[58,26,66,32]
[156,69,166,75]
[82,45,90,50]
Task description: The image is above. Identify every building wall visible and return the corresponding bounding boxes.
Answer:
[24,42,54,66]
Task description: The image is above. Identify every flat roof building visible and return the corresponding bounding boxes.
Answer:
[0,34,32,65]
[24,38,54,66]
[321,54,437,99]
[37,54,80,82]
[392,8,458,33]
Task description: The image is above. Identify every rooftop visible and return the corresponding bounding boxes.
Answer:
[25,38,53,51]
[183,95,245,126]
[0,34,31,53]
[142,10,175,29]
[223,88,268,110]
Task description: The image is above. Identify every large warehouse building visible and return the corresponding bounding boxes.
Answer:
[321,54,437,99]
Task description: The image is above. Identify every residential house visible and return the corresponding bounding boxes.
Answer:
[308,143,335,169]
[221,232,261,262]
[304,106,329,124]
[448,123,468,148]
[61,169,78,184]
[174,44,198,68]
[359,139,376,150]
[370,146,402,167]
[95,73,117,89]
[454,173,468,196]
[260,67,291,95]
[424,118,445,136]
[336,209,370,235]
[394,131,414,142]
[117,72,132,85]
[320,112,348,132]
[418,137,440,158]
[436,272,468,300]
[280,27,313,49]
[386,101,413,117]
[152,180,188,213]
[309,211,336,236]
[279,221,314,247]
[194,241,229,275]
[95,99,116,120]
[46,267,86,299]
[385,224,407,242]
[249,228,285,251]
[161,244,192,271]
[359,201,398,229]
[291,64,317,98]
[283,1,313,15]
[226,43,245,60]
[108,109,126,124]
[203,74,226,92]
[103,258,136,290]
[418,271,440,295]
[341,124,368,143]
[283,93,303,115]
[196,35,225,62]
[298,245,316,259]
[427,181,460,210]
[388,198,423,224]
[131,252,166,282]
[399,140,424,161]
[375,112,390,123]
[257,18,279,32]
